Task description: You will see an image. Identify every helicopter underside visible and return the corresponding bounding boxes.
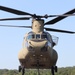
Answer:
[18,47,58,69]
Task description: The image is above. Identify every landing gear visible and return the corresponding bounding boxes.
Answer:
[37,58,40,75]
[51,66,54,75]
[19,66,22,72]
[22,67,25,75]
[18,65,57,75]
[51,66,58,75]
[18,66,25,75]
[37,68,40,75]
[55,66,57,72]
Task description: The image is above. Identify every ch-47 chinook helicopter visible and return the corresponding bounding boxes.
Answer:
[0,6,75,75]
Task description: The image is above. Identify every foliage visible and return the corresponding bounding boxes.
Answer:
[0,66,75,75]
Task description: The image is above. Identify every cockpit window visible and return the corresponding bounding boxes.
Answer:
[27,34,35,40]
[41,34,47,39]
[27,32,48,40]
[36,34,40,39]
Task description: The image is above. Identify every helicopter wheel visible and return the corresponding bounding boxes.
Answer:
[37,68,40,75]
[51,66,54,75]
[18,66,22,72]
[54,66,58,72]
[37,58,40,75]
[22,67,25,75]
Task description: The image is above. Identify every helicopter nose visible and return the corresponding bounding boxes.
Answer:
[28,40,48,49]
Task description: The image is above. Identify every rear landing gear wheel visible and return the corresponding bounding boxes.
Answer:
[51,66,58,75]
[22,67,25,75]
[55,66,58,72]
[18,66,25,75]
[18,66,22,72]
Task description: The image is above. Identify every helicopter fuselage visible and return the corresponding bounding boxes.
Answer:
[18,19,58,69]
[18,31,58,69]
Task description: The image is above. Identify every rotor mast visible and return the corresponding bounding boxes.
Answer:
[32,19,44,33]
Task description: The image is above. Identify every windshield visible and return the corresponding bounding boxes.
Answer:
[41,34,47,39]
[36,34,40,39]
[27,34,35,40]
[27,33,48,40]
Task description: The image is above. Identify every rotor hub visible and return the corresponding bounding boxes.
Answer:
[32,19,44,33]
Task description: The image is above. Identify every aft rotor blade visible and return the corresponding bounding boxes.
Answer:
[0,17,31,21]
[45,28,75,34]
[0,25,31,28]
[0,6,32,16]
[44,8,75,25]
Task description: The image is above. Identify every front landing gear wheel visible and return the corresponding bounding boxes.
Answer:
[37,68,40,75]
[37,58,40,75]
[51,66,54,75]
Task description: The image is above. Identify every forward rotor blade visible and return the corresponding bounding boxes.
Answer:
[0,6,32,16]
[0,17,31,21]
[44,8,75,25]
[45,28,75,34]
[48,14,75,17]
[0,25,31,28]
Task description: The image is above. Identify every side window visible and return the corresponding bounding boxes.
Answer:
[41,34,47,39]
[51,35,59,45]
[46,32,52,43]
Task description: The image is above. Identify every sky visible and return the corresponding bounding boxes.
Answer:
[0,0,75,69]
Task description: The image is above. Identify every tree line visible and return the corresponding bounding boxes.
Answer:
[0,66,75,75]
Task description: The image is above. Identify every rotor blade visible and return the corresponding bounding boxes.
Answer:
[45,28,75,34]
[0,17,31,21]
[0,25,31,28]
[48,14,75,17]
[44,8,75,25]
[0,6,33,16]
